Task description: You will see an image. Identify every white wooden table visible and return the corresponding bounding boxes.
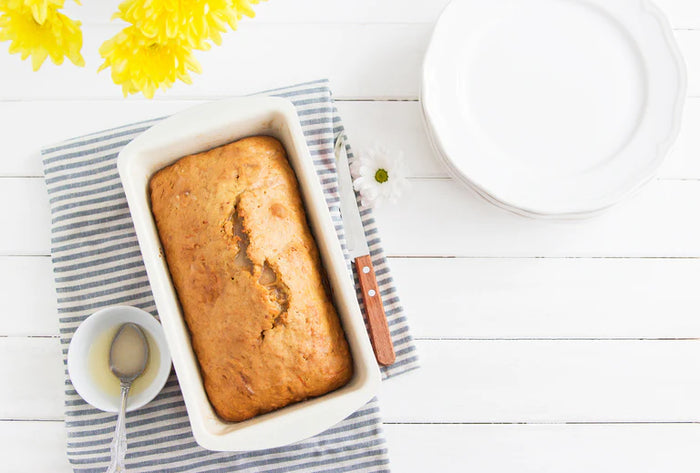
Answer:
[2,1,700,471]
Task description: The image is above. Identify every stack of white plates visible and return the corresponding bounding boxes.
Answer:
[421,0,687,218]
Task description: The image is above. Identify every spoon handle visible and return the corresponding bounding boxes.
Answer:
[106,383,131,473]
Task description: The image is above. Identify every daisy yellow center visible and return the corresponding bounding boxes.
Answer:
[374,168,389,184]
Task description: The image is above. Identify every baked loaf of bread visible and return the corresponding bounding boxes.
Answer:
[149,136,353,422]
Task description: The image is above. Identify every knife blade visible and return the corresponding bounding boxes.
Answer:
[334,135,396,366]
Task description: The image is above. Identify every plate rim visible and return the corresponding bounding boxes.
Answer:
[421,0,687,217]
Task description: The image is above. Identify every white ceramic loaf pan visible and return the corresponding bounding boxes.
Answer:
[118,97,381,451]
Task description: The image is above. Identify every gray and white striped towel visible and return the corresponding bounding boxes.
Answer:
[42,79,419,473]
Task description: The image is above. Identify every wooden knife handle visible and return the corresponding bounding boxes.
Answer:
[354,254,396,366]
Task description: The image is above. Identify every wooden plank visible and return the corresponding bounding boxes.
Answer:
[61,0,700,29]
[5,177,700,257]
[0,23,429,100]
[4,338,700,422]
[0,257,58,336]
[0,338,64,420]
[62,0,452,25]
[655,0,700,29]
[678,30,700,96]
[390,257,700,339]
[384,423,700,473]
[3,98,700,179]
[0,179,51,256]
[661,97,700,178]
[0,421,71,473]
[0,25,697,100]
[379,340,700,423]
[1,420,698,473]
[372,179,700,257]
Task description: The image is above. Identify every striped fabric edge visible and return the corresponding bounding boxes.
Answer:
[41,80,413,472]
[68,400,389,473]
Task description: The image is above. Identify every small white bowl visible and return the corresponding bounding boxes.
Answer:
[67,305,172,412]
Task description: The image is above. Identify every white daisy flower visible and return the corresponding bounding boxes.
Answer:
[350,145,407,208]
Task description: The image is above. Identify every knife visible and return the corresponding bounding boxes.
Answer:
[334,134,396,366]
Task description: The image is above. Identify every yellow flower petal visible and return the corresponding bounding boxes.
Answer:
[0,2,83,70]
[30,4,47,24]
[31,47,48,70]
[113,0,263,50]
[99,26,202,98]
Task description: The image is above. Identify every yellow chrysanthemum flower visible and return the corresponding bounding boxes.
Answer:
[5,0,65,25]
[98,26,202,98]
[115,0,261,49]
[0,2,84,71]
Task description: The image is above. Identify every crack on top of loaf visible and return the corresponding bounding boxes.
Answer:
[224,197,254,274]
[259,261,289,322]
[259,260,290,339]
[225,194,291,341]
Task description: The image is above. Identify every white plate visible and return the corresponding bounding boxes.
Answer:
[67,306,172,413]
[422,0,686,217]
[118,97,381,451]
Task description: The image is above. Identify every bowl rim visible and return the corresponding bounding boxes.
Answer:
[67,305,173,413]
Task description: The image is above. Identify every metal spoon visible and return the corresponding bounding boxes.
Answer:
[106,323,149,473]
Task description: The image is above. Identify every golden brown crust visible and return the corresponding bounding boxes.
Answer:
[149,136,353,422]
